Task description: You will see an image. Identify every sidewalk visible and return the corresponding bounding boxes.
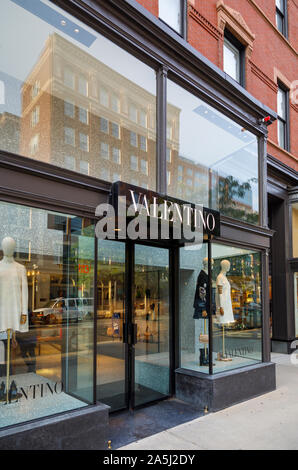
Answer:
[120,353,298,450]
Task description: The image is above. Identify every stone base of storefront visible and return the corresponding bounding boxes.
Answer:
[175,362,276,412]
[0,402,110,450]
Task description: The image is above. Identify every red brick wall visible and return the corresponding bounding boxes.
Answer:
[135,0,298,171]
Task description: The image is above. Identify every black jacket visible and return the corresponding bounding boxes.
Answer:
[193,270,216,319]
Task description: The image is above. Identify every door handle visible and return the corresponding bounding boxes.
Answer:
[132,323,137,345]
[123,323,137,345]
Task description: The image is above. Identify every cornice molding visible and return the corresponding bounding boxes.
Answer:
[188,4,222,41]
[250,61,278,93]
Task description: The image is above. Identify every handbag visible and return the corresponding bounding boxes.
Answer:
[199,333,208,344]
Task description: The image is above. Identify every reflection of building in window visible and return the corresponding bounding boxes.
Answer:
[31,80,40,98]
[64,127,75,146]
[19,33,172,190]
[80,160,89,175]
[30,134,39,155]
[0,112,20,154]
[130,155,138,171]
[31,106,40,127]
[64,100,75,118]
[79,106,88,124]
[65,155,75,170]
[140,158,148,175]
[79,132,89,151]
[100,141,109,159]
[112,147,121,164]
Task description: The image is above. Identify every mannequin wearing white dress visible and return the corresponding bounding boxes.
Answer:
[216,259,234,324]
[0,237,28,333]
[216,259,234,361]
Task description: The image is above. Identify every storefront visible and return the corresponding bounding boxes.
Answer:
[0,0,277,450]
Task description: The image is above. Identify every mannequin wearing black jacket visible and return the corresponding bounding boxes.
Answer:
[193,258,215,366]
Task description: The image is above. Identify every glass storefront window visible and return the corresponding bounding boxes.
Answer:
[292,203,298,258]
[0,0,156,190]
[212,244,262,372]
[0,201,94,428]
[179,242,210,374]
[167,80,259,224]
[180,242,263,374]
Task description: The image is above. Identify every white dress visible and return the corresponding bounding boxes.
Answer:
[0,260,28,332]
[216,272,234,324]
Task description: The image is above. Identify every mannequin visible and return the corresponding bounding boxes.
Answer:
[193,257,215,366]
[216,259,234,361]
[0,237,28,332]
[0,237,28,403]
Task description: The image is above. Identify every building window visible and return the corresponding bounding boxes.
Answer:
[130,155,138,171]
[100,87,109,107]
[179,243,262,374]
[79,106,88,124]
[140,135,147,151]
[223,31,245,86]
[65,155,76,170]
[166,147,171,162]
[276,0,287,37]
[158,0,184,35]
[0,0,157,191]
[167,122,173,140]
[130,131,137,147]
[31,106,40,127]
[29,134,39,155]
[64,127,75,146]
[140,109,147,128]
[31,80,40,99]
[100,142,109,159]
[80,160,89,175]
[111,94,120,113]
[111,122,120,139]
[64,100,75,118]
[167,170,171,186]
[100,117,108,133]
[277,82,289,151]
[64,68,75,89]
[79,132,89,151]
[140,158,148,175]
[101,167,110,180]
[78,75,88,96]
[0,200,95,428]
[129,104,137,122]
[167,79,259,224]
[112,147,121,164]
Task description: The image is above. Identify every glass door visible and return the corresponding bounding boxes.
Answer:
[96,240,127,411]
[133,244,171,407]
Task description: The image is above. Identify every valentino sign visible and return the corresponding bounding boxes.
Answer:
[95,181,220,243]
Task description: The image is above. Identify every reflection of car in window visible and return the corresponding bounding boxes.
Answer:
[32,297,93,324]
